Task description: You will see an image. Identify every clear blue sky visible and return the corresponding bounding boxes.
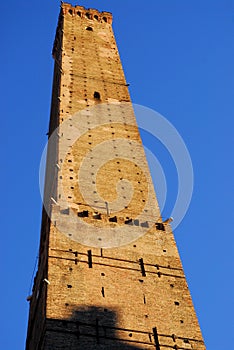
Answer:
[1,0,233,348]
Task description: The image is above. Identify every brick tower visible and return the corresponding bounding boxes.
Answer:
[26,2,205,349]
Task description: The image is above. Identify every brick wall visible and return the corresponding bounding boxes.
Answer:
[26,3,205,349]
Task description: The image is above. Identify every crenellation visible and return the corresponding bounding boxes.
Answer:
[61,2,112,24]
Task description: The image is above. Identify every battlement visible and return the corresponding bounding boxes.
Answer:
[61,2,113,24]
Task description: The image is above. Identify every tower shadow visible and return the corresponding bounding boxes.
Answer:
[45,306,153,349]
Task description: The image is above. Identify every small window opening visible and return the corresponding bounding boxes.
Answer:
[68,9,73,15]
[109,216,117,223]
[94,91,101,100]
[77,11,81,17]
[87,250,92,268]
[78,210,89,218]
[103,16,107,22]
[156,223,165,231]
[94,15,98,20]
[86,26,93,31]
[125,218,133,225]
[174,301,180,306]
[93,213,101,220]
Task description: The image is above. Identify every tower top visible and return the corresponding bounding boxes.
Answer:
[61,2,113,24]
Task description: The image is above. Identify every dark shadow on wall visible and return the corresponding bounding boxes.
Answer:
[44,306,156,349]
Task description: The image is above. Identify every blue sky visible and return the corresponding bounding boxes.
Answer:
[1,0,233,348]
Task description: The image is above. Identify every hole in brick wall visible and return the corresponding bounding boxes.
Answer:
[68,9,73,15]
[77,11,81,17]
[141,221,149,228]
[143,295,146,304]
[109,216,117,223]
[94,91,101,99]
[69,267,73,271]
[170,284,174,288]
[129,333,133,337]
[65,303,69,306]
[125,218,133,225]
[184,339,189,344]
[133,245,136,247]
[69,169,73,172]
[78,210,89,217]
[93,213,101,220]
[101,287,105,297]
[70,177,73,180]
[174,301,180,306]
[101,273,105,276]
[67,285,72,288]
[70,186,74,189]
[59,176,62,179]
[156,223,165,231]
[139,279,144,283]
[163,249,167,252]
[86,26,93,31]
[180,320,184,323]
[94,15,98,20]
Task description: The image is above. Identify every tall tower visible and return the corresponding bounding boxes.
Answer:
[26,3,205,349]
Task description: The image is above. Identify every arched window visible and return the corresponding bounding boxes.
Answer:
[68,9,73,15]
[77,11,81,17]
[94,15,99,21]
[103,16,107,23]
[86,26,93,31]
